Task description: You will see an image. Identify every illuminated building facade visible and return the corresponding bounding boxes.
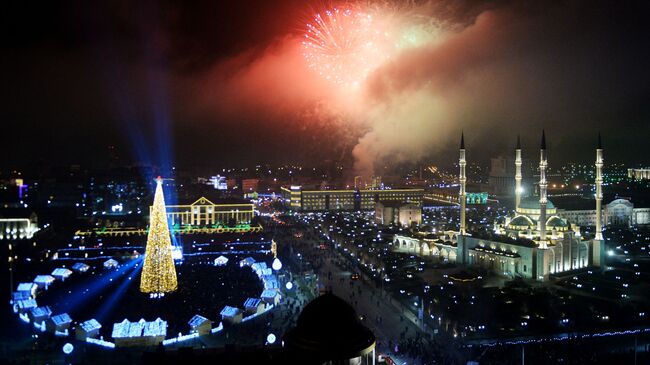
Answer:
[394,133,605,281]
[162,197,254,227]
[375,201,422,227]
[628,167,650,180]
[281,186,424,212]
[558,198,650,227]
[0,213,38,240]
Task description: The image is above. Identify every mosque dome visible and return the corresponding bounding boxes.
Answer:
[519,196,555,210]
[547,216,569,228]
[508,215,535,229]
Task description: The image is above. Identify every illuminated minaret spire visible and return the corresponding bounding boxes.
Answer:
[595,133,604,241]
[459,132,467,235]
[538,130,548,248]
[515,135,522,211]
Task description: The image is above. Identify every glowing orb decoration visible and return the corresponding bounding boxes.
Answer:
[62,343,74,354]
[266,333,276,344]
[302,5,390,87]
[272,258,282,271]
[285,281,293,290]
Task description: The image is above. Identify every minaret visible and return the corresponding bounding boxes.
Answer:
[595,133,604,240]
[538,131,548,248]
[515,135,522,211]
[459,132,467,235]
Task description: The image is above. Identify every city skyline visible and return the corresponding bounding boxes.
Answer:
[1,3,650,363]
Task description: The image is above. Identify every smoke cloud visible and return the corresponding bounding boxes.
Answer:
[2,1,649,168]
[174,0,649,176]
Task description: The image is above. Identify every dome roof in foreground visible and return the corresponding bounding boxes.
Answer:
[283,293,375,360]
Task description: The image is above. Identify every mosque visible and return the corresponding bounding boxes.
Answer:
[393,132,605,281]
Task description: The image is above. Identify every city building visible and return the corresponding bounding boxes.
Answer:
[0,212,38,240]
[111,318,167,347]
[220,306,242,324]
[188,315,213,336]
[243,298,265,315]
[260,289,281,306]
[628,167,650,180]
[51,268,72,281]
[281,186,424,212]
[33,275,55,290]
[47,313,72,333]
[557,198,650,227]
[29,306,52,323]
[162,197,254,228]
[374,201,422,227]
[76,319,102,340]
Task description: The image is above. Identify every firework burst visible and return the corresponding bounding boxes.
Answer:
[302,3,444,88]
[302,5,391,87]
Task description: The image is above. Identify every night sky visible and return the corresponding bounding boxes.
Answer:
[2,0,650,173]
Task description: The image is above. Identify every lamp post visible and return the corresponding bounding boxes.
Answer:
[8,242,14,299]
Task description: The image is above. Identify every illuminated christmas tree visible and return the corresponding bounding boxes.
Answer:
[140,177,178,294]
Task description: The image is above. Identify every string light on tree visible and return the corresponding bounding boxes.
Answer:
[140,177,178,295]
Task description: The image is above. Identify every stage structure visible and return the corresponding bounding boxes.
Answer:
[140,177,178,294]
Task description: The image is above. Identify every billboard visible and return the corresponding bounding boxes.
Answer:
[466,192,488,205]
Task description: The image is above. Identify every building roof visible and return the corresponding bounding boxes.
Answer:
[142,318,167,337]
[214,256,229,265]
[547,216,569,227]
[112,319,146,338]
[12,291,31,301]
[72,262,90,271]
[16,298,37,310]
[472,246,521,258]
[519,196,555,210]
[262,274,279,289]
[33,275,55,284]
[220,306,240,317]
[104,259,118,268]
[188,315,212,328]
[240,257,256,266]
[251,262,267,272]
[261,289,280,299]
[551,196,596,210]
[176,196,251,206]
[51,313,72,326]
[31,306,52,318]
[244,298,262,308]
[283,293,375,360]
[80,319,102,332]
[509,215,535,228]
[17,282,36,292]
[51,268,73,277]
